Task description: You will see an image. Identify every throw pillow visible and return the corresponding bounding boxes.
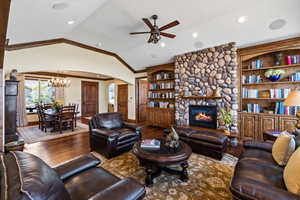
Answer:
[284,147,300,195]
[272,131,296,166]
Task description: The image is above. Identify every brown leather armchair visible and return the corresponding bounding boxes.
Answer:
[230,140,300,200]
[89,112,142,158]
[0,151,145,200]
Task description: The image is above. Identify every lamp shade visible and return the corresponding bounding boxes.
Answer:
[284,89,300,106]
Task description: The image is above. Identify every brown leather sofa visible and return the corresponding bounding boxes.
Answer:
[230,140,300,200]
[172,127,228,160]
[89,112,142,158]
[0,151,145,200]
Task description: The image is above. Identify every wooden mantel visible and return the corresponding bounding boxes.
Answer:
[181,96,222,100]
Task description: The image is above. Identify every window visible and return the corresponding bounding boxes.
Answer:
[108,83,115,104]
[25,78,55,112]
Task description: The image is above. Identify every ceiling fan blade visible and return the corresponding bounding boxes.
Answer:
[130,32,151,35]
[142,18,155,30]
[148,35,154,43]
[159,20,180,31]
[160,32,176,38]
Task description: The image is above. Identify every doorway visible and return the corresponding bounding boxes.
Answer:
[81,81,99,117]
[135,77,148,123]
[117,84,128,120]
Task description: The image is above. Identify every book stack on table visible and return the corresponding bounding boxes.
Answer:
[141,139,161,150]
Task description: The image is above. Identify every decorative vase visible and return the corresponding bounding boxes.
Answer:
[274,53,283,66]
[268,75,281,82]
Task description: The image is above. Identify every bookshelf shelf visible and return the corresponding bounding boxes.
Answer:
[242,63,300,72]
[148,88,174,91]
[242,98,285,102]
[242,81,300,87]
[181,96,222,100]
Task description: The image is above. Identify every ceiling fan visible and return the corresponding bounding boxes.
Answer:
[130,15,180,44]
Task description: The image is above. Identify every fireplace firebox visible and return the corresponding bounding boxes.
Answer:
[189,105,217,129]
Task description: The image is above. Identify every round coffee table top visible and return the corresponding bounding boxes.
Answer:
[133,139,192,165]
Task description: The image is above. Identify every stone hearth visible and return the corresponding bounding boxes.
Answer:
[174,42,238,132]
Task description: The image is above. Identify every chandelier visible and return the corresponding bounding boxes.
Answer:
[48,77,71,88]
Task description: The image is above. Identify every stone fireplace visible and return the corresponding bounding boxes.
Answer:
[189,105,217,129]
[174,42,238,132]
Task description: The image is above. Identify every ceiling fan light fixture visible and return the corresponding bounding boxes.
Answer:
[160,42,166,47]
[67,20,75,25]
[192,32,198,38]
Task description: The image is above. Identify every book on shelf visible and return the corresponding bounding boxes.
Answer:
[269,88,291,99]
[275,103,300,115]
[242,88,259,98]
[242,75,262,84]
[290,72,300,81]
[249,60,263,69]
[141,139,160,150]
[148,101,174,109]
[286,55,300,65]
[148,91,174,99]
[246,104,262,113]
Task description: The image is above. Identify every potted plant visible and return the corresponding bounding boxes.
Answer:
[52,100,63,112]
[219,108,233,135]
[264,69,285,82]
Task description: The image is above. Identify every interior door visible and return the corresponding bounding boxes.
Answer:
[81,81,99,117]
[117,84,128,121]
[138,79,148,122]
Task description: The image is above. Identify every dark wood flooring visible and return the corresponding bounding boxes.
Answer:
[25,120,243,167]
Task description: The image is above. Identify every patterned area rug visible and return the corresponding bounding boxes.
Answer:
[93,152,237,200]
[18,122,89,144]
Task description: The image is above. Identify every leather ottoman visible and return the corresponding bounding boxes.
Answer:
[172,127,228,160]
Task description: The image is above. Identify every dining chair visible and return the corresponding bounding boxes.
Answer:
[69,103,79,127]
[38,105,53,132]
[56,106,76,133]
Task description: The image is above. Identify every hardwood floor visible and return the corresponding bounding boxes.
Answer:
[25,120,243,167]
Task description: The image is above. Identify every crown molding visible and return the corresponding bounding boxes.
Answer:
[5,38,141,73]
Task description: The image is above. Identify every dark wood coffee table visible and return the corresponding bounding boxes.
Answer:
[132,139,192,186]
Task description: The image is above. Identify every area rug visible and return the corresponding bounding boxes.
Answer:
[93,152,237,200]
[17,122,89,144]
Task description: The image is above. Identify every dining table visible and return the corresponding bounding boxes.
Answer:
[43,109,80,132]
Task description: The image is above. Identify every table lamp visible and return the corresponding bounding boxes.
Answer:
[284,88,300,131]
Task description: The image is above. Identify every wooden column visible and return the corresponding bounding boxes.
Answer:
[0,0,11,151]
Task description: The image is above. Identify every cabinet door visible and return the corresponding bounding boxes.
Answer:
[259,115,279,141]
[241,114,258,140]
[279,116,298,132]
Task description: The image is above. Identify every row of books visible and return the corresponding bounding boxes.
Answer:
[148,101,175,109]
[249,60,263,69]
[286,55,300,65]
[149,82,174,90]
[242,88,291,99]
[245,103,300,115]
[289,72,300,81]
[269,88,291,99]
[242,89,259,98]
[148,92,175,99]
[242,75,262,84]
[275,103,300,115]
[155,73,173,80]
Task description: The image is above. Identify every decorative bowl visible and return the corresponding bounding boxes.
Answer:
[267,75,281,82]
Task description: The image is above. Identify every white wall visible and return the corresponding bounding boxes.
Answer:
[4,43,143,120]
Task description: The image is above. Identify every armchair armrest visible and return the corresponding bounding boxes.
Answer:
[88,178,145,200]
[243,140,273,153]
[123,122,142,132]
[54,154,101,181]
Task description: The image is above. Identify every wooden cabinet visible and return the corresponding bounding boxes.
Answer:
[147,108,175,128]
[240,113,258,140]
[240,112,297,141]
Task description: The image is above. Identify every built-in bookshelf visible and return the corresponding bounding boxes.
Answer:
[238,37,300,141]
[146,64,175,127]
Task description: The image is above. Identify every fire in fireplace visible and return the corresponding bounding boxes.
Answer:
[189,105,217,129]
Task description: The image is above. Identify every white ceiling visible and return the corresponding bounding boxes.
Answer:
[7,0,300,70]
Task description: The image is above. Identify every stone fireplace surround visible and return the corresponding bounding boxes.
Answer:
[174,42,238,132]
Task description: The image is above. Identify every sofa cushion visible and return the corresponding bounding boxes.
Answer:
[284,147,300,195]
[65,167,120,200]
[9,151,71,200]
[272,132,296,166]
[239,148,278,166]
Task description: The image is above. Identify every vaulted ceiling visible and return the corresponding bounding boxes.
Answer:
[7,0,300,70]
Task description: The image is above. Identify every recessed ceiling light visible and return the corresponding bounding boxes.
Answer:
[52,2,69,10]
[269,19,287,30]
[237,16,247,24]
[160,42,166,47]
[68,20,75,25]
[192,32,198,38]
